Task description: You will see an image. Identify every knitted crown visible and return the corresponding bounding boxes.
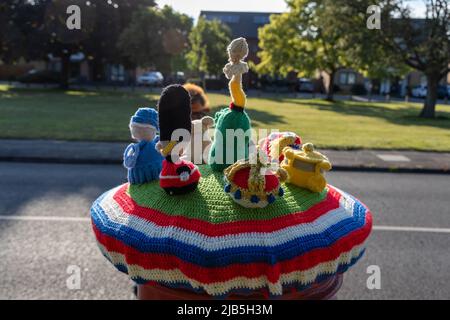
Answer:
[130,107,159,130]
[158,84,192,141]
[223,154,288,208]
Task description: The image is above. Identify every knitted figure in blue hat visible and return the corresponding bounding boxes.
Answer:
[123,108,164,184]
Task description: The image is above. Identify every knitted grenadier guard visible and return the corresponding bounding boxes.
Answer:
[209,38,252,172]
[123,108,164,184]
[156,84,201,195]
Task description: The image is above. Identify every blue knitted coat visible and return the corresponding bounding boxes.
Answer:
[123,137,164,184]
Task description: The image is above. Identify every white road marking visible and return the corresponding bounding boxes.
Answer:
[0,215,449,234]
[373,225,450,234]
[0,215,90,222]
[376,154,411,162]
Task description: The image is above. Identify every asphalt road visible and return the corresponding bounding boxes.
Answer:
[0,162,449,300]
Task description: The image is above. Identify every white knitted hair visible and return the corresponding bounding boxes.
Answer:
[130,122,157,141]
[227,37,249,63]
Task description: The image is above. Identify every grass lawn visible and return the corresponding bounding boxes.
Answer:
[1,84,450,151]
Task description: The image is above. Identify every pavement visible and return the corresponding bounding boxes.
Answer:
[0,162,449,299]
[1,139,449,173]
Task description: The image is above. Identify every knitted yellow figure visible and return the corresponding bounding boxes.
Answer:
[209,38,251,172]
[281,143,332,193]
[223,38,249,107]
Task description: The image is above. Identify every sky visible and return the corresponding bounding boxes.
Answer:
[155,0,426,20]
[155,0,288,20]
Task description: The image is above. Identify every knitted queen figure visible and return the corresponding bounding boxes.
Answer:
[209,37,252,172]
[156,85,201,195]
[123,108,164,184]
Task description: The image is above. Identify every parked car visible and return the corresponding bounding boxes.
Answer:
[18,69,61,84]
[137,71,164,86]
[260,75,296,92]
[411,84,448,99]
[411,85,427,98]
[437,85,448,99]
[164,71,185,85]
[298,78,315,93]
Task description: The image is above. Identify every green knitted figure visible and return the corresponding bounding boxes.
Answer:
[209,37,252,172]
[209,107,251,172]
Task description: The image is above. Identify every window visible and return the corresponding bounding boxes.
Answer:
[339,72,357,85]
[348,73,356,85]
[209,14,240,23]
[253,15,270,24]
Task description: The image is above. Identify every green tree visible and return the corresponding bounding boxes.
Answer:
[186,17,231,88]
[257,0,356,100]
[82,0,156,82]
[0,1,27,64]
[118,5,192,78]
[336,0,450,118]
[1,0,155,88]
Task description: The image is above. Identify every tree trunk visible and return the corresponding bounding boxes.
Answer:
[420,73,439,118]
[326,71,335,101]
[201,72,206,91]
[60,53,70,90]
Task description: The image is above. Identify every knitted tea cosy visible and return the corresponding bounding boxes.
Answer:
[91,165,372,298]
[281,143,332,193]
[91,37,372,299]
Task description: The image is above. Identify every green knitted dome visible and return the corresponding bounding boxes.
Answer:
[128,165,327,223]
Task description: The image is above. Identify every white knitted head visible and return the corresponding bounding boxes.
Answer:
[130,122,157,141]
[227,37,249,63]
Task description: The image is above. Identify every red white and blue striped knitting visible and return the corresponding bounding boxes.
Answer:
[91,165,372,297]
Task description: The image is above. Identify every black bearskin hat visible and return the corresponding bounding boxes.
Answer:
[158,84,192,141]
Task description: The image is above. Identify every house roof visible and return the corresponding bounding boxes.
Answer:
[200,11,280,39]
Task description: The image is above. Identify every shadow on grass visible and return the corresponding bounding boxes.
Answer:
[0,86,160,99]
[287,99,450,130]
[209,105,287,126]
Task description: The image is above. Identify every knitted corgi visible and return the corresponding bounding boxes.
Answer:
[183,83,211,121]
[209,38,252,172]
[157,85,201,195]
[123,108,164,184]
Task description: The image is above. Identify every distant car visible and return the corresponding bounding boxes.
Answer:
[137,72,164,86]
[411,85,427,98]
[18,69,61,84]
[438,85,448,99]
[298,78,315,93]
[164,71,185,85]
[411,84,448,99]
